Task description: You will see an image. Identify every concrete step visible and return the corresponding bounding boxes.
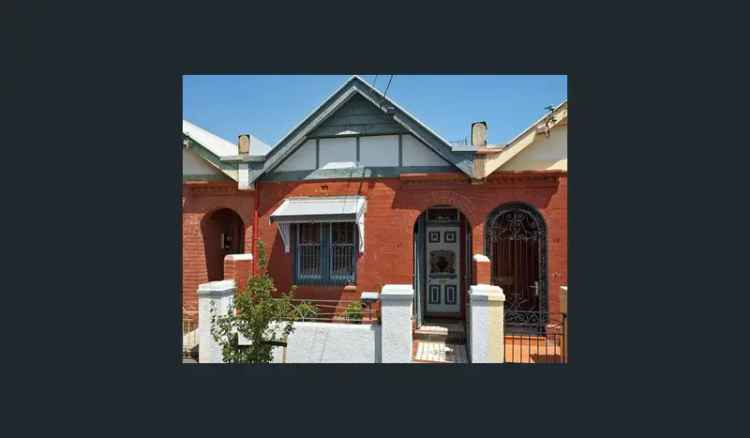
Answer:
[415,322,466,343]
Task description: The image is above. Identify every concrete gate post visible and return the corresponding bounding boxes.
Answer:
[380,284,414,363]
[469,284,505,363]
[197,280,236,363]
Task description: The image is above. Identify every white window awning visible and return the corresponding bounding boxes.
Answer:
[270,196,367,253]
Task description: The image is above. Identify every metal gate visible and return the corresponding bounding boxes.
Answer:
[486,203,547,331]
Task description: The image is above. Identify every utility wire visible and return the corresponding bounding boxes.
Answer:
[372,75,378,88]
[382,75,394,99]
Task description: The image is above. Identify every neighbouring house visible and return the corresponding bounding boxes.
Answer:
[182,75,567,340]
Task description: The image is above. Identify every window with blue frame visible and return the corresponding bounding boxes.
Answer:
[293,222,357,285]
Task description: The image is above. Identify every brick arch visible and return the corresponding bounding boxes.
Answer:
[408,190,480,229]
[200,205,249,229]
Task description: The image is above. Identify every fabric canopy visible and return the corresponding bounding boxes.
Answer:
[270,196,367,253]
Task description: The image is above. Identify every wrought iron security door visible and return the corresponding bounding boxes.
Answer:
[487,204,547,333]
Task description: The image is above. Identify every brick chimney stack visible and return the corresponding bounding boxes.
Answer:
[238,134,251,155]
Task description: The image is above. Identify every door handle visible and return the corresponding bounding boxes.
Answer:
[529,281,539,297]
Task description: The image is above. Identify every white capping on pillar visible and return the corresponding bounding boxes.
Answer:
[380,284,414,363]
[224,253,253,261]
[473,254,490,263]
[469,284,505,363]
[197,280,236,363]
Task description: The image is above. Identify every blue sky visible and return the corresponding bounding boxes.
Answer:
[182,75,567,147]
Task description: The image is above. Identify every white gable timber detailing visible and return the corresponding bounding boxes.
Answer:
[319,137,357,168]
[182,149,226,179]
[359,135,399,167]
[402,134,449,166]
[276,139,317,172]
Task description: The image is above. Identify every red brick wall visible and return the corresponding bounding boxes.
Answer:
[182,182,255,322]
[254,171,567,314]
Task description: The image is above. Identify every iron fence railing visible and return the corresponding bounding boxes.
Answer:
[287,298,379,324]
[182,318,199,360]
[503,312,566,364]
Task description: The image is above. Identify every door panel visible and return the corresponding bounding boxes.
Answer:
[425,225,461,314]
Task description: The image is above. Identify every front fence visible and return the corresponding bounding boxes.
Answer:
[182,318,199,360]
[504,312,567,364]
[289,298,379,324]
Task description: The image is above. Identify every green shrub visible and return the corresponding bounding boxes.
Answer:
[344,301,364,323]
[210,240,318,363]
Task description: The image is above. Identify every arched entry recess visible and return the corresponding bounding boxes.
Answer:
[413,205,472,327]
[202,208,244,281]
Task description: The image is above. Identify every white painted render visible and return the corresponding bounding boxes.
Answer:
[238,163,250,189]
[468,285,505,363]
[273,322,379,363]
[183,149,224,177]
[359,135,399,167]
[402,134,450,166]
[276,139,317,171]
[380,284,414,363]
[502,125,567,171]
[197,280,236,364]
[319,137,357,168]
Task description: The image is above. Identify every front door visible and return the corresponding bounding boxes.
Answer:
[425,224,461,315]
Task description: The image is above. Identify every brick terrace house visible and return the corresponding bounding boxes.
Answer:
[182,75,567,333]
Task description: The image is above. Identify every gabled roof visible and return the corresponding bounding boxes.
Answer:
[251,75,476,183]
[476,100,568,177]
[182,120,272,157]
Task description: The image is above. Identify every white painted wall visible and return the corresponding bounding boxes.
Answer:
[183,149,223,177]
[359,135,399,167]
[402,134,449,166]
[502,125,567,171]
[276,139,317,172]
[197,283,413,364]
[319,137,357,168]
[270,322,379,363]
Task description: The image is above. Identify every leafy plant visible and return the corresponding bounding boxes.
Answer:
[344,301,364,324]
[210,240,317,363]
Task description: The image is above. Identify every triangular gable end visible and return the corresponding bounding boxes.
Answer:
[254,76,475,182]
[182,133,239,181]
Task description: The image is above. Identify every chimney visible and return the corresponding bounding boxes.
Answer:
[238,134,251,155]
[471,121,487,147]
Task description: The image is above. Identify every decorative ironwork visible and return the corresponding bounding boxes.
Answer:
[504,289,548,334]
[429,250,455,275]
[485,203,548,332]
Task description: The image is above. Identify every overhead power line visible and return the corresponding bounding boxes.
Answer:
[383,75,394,99]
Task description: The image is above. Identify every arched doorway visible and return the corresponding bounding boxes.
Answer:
[413,206,472,327]
[485,203,547,332]
[202,208,244,282]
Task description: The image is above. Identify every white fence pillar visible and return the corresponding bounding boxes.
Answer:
[380,284,414,363]
[469,285,505,363]
[197,280,236,363]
